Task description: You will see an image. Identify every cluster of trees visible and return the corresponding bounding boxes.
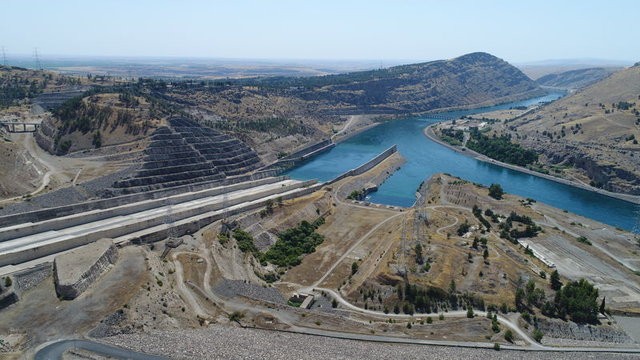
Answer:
[0,70,48,108]
[472,205,492,230]
[488,183,504,200]
[516,275,600,325]
[210,117,310,137]
[466,129,538,166]
[439,127,464,145]
[261,218,325,267]
[388,280,486,315]
[498,211,541,243]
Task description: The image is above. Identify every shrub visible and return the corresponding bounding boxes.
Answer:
[533,328,544,343]
[504,329,514,343]
[488,184,504,200]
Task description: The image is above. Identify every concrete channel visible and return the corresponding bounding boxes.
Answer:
[0,178,319,267]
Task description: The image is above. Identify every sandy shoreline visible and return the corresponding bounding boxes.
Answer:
[423,125,640,206]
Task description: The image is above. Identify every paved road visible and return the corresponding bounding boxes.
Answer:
[34,339,166,360]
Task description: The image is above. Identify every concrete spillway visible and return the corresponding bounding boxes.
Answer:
[0,177,320,268]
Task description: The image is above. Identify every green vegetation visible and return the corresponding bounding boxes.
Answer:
[211,117,310,137]
[467,129,538,166]
[457,221,471,236]
[351,261,359,275]
[4,276,12,287]
[498,211,541,243]
[261,218,325,267]
[472,205,492,230]
[233,229,258,255]
[488,183,504,200]
[466,307,475,318]
[550,270,562,291]
[439,127,464,145]
[229,311,245,322]
[491,314,500,333]
[504,329,514,343]
[554,279,600,324]
[347,189,365,200]
[533,328,544,343]
[0,68,48,108]
[576,236,592,245]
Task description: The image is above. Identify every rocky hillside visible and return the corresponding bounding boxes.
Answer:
[536,67,617,90]
[36,91,165,155]
[242,52,543,114]
[501,65,640,195]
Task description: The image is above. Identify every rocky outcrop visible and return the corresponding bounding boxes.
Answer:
[53,238,118,300]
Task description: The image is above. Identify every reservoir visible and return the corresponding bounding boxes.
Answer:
[286,93,640,233]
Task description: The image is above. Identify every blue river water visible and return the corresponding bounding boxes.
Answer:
[286,93,640,233]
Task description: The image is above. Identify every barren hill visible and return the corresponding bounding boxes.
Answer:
[536,67,617,90]
[502,64,640,194]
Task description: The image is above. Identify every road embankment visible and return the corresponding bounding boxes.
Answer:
[424,125,640,205]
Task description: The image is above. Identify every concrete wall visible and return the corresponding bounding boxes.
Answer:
[125,182,324,245]
[0,180,318,267]
[263,139,335,172]
[0,175,287,230]
[0,178,312,243]
[327,145,398,185]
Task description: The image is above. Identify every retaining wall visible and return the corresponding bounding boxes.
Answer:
[327,145,398,185]
[263,139,335,172]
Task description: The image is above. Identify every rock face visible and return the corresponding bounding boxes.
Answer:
[112,118,263,193]
[54,238,118,300]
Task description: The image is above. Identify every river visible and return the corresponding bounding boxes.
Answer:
[286,93,640,233]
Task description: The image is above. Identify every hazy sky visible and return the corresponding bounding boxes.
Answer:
[2,0,639,63]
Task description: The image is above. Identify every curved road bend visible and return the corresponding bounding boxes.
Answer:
[34,339,166,360]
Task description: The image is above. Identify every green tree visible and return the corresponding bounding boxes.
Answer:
[466,306,474,318]
[415,243,424,264]
[555,279,599,324]
[351,261,359,275]
[488,184,504,200]
[550,270,562,291]
[504,329,514,343]
[533,328,544,343]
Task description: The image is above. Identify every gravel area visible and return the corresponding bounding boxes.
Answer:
[103,324,640,360]
[0,165,138,216]
[13,263,51,292]
[537,318,634,344]
[213,279,286,304]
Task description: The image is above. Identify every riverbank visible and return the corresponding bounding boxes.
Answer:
[424,125,640,205]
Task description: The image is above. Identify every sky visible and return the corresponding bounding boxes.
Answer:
[1,0,639,64]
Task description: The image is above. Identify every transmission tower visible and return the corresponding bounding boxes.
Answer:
[1,47,7,66]
[398,216,408,277]
[33,48,43,70]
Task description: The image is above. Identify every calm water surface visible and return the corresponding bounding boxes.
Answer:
[286,93,640,233]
